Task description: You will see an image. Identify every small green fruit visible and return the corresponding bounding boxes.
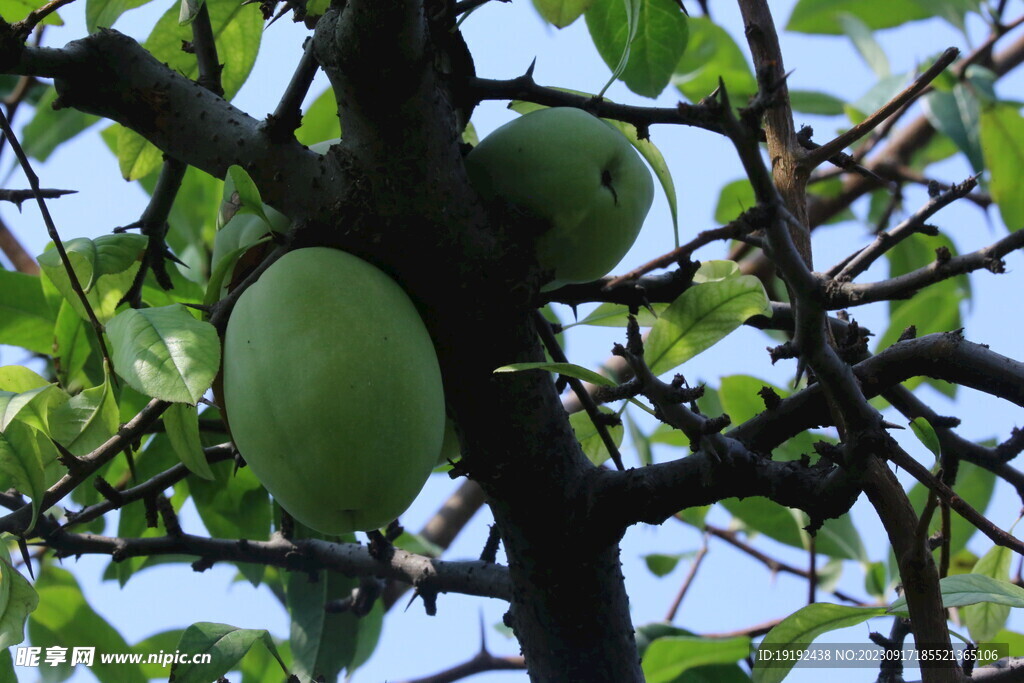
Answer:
[222,247,445,534]
[437,418,461,465]
[465,107,654,288]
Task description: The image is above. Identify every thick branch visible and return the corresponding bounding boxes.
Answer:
[4,31,330,224]
[733,332,1024,453]
[42,530,511,602]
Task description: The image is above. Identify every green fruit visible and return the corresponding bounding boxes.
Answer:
[437,418,461,465]
[465,107,654,289]
[222,247,445,534]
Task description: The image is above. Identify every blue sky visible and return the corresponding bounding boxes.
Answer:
[2,1,1023,681]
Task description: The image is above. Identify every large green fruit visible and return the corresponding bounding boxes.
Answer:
[222,247,445,534]
[465,107,654,289]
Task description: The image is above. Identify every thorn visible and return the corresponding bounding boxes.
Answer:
[478,609,489,654]
[163,248,188,267]
[17,536,34,579]
[524,58,537,80]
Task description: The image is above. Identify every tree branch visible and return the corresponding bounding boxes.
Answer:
[0,400,169,536]
[829,228,1024,307]
[41,530,512,602]
[802,48,959,170]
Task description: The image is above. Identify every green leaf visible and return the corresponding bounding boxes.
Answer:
[86,0,153,31]
[295,87,342,147]
[788,89,845,116]
[0,382,62,435]
[962,541,1014,643]
[673,16,755,105]
[889,573,1024,615]
[909,417,941,459]
[163,403,215,479]
[110,124,164,181]
[980,103,1024,231]
[238,636,292,683]
[0,550,38,649]
[0,420,55,531]
[837,13,889,77]
[909,0,980,32]
[787,0,931,34]
[722,497,866,561]
[713,179,755,224]
[864,560,889,599]
[49,373,119,456]
[29,566,146,683]
[21,87,98,161]
[574,302,668,328]
[675,505,709,529]
[645,276,772,375]
[107,305,220,404]
[0,0,63,24]
[178,0,202,24]
[287,570,383,681]
[188,459,271,542]
[570,408,624,466]
[625,410,653,466]
[494,361,617,387]
[0,271,54,354]
[0,646,14,683]
[118,0,263,177]
[168,622,287,683]
[586,0,689,98]
[752,603,887,683]
[143,0,262,101]
[152,166,224,269]
[37,234,148,323]
[52,300,98,390]
[924,67,994,172]
[393,531,443,558]
[226,165,270,226]
[879,232,968,397]
[719,375,784,425]
[642,636,751,683]
[643,553,686,577]
[532,0,594,28]
[845,73,910,124]
[693,260,741,283]
[132,629,186,678]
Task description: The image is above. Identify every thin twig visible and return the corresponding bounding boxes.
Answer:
[191,1,223,96]
[664,539,708,622]
[12,0,77,36]
[0,107,114,371]
[398,650,526,683]
[885,444,1024,555]
[803,47,959,169]
[827,175,978,281]
[604,207,766,289]
[63,444,235,529]
[455,0,510,16]
[268,37,320,139]
[702,524,868,605]
[532,310,625,471]
[830,228,1024,308]
[0,400,169,536]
